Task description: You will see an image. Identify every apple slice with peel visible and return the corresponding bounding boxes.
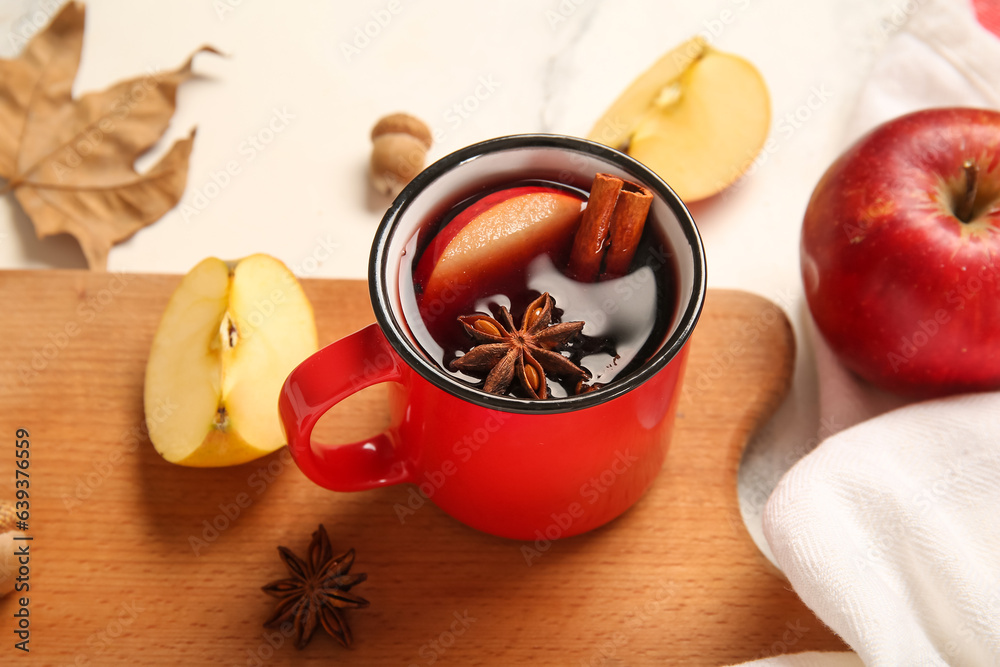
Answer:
[588,37,770,202]
[144,254,318,467]
[415,186,585,309]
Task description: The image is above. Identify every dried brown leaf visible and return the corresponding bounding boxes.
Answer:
[0,2,219,269]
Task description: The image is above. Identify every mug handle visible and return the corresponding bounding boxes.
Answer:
[278,323,413,492]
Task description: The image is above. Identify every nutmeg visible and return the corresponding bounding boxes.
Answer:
[369,113,432,196]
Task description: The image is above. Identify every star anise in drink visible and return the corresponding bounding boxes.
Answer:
[261,524,369,649]
[449,292,589,399]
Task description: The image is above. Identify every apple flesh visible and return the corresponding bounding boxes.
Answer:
[801,107,1000,396]
[144,254,318,466]
[588,37,770,202]
[415,186,585,310]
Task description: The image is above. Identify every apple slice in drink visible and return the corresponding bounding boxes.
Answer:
[414,186,585,309]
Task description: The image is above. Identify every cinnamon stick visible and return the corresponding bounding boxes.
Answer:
[568,173,623,282]
[602,182,653,280]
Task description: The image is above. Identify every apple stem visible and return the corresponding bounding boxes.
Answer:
[956,160,979,223]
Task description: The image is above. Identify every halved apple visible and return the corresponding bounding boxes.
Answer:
[144,254,318,467]
[588,37,771,202]
[415,186,585,308]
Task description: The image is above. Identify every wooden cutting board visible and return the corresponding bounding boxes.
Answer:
[0,270,845,665]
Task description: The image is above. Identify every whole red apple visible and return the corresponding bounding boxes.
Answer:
[801,107,1000,397]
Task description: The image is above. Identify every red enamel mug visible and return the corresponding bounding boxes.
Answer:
[279,135,706,540]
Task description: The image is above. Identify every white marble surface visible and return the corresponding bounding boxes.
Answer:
[0,0,908,561]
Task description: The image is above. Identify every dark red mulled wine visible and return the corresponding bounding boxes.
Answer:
[400,178,678,399]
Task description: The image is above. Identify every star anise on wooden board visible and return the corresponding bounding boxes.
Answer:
[449,292,589,399]
[261,524,369,649]
[0,2,218,269]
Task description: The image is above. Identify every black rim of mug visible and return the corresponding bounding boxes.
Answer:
[370,134,707,415]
